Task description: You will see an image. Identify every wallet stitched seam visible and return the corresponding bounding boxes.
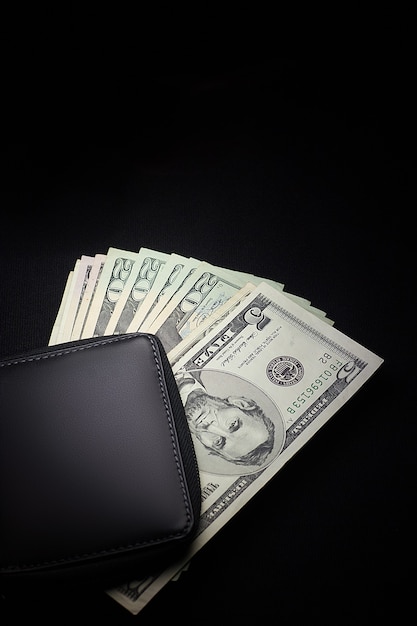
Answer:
[0,333,194,573]
[0,334,139,367]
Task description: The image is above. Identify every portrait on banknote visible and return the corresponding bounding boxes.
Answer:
[176,368,286,475]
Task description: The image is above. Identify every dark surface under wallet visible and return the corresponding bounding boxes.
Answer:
[0,333,201,593]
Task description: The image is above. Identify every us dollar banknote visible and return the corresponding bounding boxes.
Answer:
[134,257,202,332]
[80,247,141,339]
[104,248,170,335]
[70,253,107,341]
[107,280,383,615]
[126,254,196,332]
[57,255,95,343]
[167,281,257,365]
[146,261,247,354]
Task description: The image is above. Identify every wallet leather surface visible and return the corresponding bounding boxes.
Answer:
[0,333,201,587]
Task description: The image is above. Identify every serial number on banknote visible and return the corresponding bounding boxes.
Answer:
[287,353,344,413]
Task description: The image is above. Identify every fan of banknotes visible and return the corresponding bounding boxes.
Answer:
[49,246,383,615]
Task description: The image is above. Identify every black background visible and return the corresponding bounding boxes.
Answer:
[1,40,415,624]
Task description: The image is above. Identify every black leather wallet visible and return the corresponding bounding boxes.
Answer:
[0,333,201,590]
